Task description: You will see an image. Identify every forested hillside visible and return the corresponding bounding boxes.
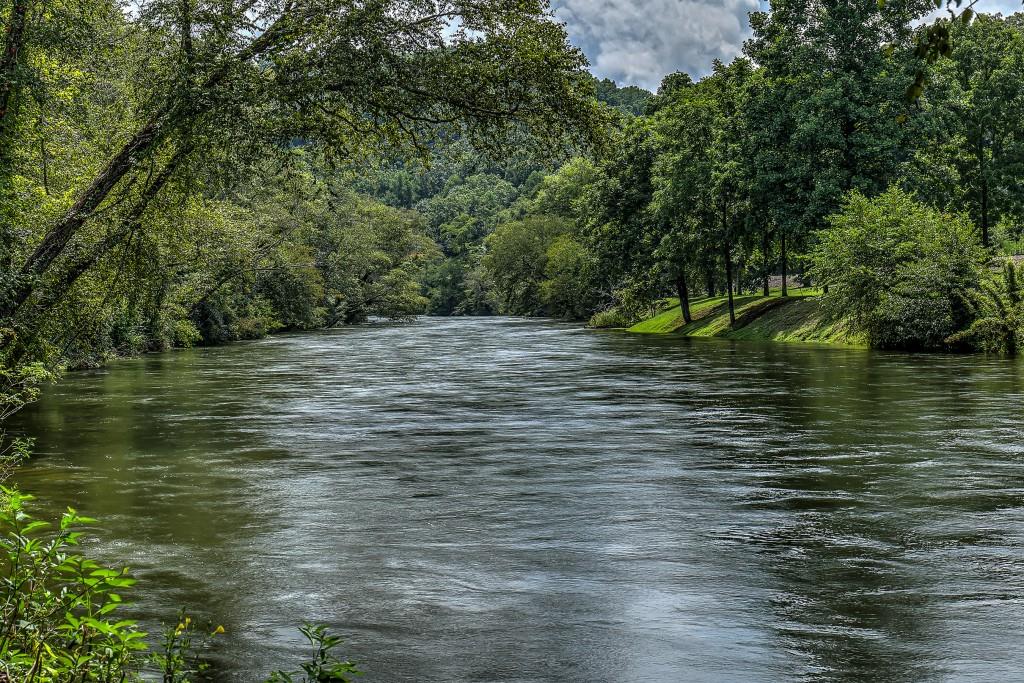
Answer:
[351,77,651,316]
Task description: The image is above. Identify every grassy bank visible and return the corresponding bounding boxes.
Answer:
[627,289,866,347]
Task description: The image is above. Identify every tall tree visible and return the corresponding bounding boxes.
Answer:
[652,59,754,326]
[911,13,1024,247]
[582,117,660,314]
[744,0,928,281]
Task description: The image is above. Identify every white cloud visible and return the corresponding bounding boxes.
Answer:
[934,0,1023,19]
[552,0,761,90]
[554,0,1024,92]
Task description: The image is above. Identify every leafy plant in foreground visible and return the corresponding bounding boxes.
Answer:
[152,610,225,683]
[0,488,147,682]
[266,624,361,683]
[1,490,362,681]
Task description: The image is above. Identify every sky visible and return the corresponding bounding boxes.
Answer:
[551,0,1024,91]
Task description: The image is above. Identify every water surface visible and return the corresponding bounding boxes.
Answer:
[12,318,1024,681]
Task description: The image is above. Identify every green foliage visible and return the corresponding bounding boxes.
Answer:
[650,58,755,316]
[810,188,984,350]
[484,216,571,316]
[0,489,147,682]
[909,13,1024,247]
[266,625,360,683]
[305,189,435,325]
[742,0,925,293]
[587,308,635,329]
[525,157,601,220]
[948,260,1024,354]
[541,235,601,320]
[1006,259,1020,304]
[582,118,661,306]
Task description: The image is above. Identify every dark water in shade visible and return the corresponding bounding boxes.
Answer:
[9,317,1024,682]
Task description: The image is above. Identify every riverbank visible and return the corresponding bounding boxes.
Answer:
[627,289,866,347]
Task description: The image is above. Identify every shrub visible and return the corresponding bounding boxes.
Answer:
[587,308,634,329]
[0,489,148,682]
[811,187,984,351]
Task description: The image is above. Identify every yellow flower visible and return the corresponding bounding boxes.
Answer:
[213,625,225,635]
[185,616,192,626]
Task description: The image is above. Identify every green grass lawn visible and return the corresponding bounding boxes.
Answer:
[627,287,865,347]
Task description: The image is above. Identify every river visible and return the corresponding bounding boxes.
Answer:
[10,317,1024,681]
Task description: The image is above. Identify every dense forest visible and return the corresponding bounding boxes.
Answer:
[3,0,1024,678]
[3,0,1024,381]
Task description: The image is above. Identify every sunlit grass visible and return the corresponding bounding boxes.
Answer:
[628,287,864,347]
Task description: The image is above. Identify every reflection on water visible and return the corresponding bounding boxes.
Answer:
[10,318,1024,682]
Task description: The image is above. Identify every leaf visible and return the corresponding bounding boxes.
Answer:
[21,520,51,534]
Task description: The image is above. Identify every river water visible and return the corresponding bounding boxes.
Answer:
[10,318,1024,682]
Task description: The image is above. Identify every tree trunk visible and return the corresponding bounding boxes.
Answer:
[724,240,735,326]
[5,149,190,362]
[676,271,691,324]
[975,133,990,249]
[0,0,30,128]
[762,226,770,296]
[22,147,188,319]
[722,202,735,325]
[780,228,788,297]
[981,174,990,248]
[1,118,166,318]
[0,0,32,271]
[179,0,194,64]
